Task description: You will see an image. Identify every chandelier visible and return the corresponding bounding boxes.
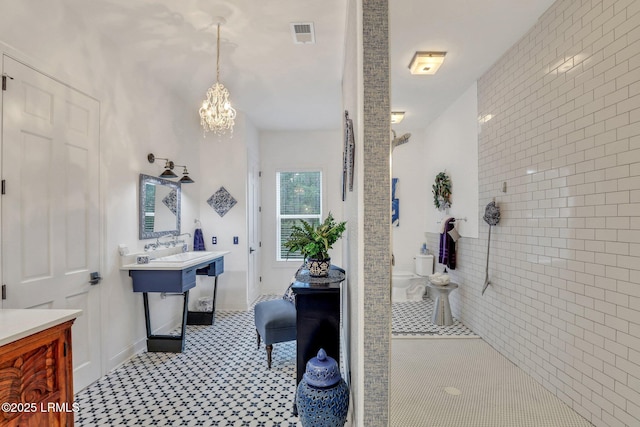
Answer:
[199,20,236,136]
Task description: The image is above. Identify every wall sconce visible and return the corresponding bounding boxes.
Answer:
[174,164,195,184]
[147,153,194,183]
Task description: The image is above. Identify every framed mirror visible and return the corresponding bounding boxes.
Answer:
[139,173,181,240]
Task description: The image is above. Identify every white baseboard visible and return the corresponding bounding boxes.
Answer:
[106,315,181,372]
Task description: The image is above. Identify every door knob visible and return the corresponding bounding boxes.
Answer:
[249,247,256,253]
[89,272,102,285]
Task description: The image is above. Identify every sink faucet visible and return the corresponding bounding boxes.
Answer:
[144,241,159,251]
[156,233,175,244]
[144,233,175,251]
[144,233,194,252]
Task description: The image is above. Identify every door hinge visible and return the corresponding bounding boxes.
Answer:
[258,171,262,177]
[259,276,262,282]
[259,241,262,248]
[1,284,6,300]
[1,180,5,195]
[258,206,261,212]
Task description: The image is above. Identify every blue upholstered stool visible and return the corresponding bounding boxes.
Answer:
[254,297,296,369]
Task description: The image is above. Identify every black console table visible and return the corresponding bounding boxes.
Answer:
[291,268,345,386]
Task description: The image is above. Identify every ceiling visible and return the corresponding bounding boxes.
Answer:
[64,0,557,132]
[390,0,557,131]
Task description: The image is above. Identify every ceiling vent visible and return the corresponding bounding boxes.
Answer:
[290,22,315,44]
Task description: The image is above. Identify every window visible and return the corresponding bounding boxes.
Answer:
[143,183,156,233]
[276,171,322,261]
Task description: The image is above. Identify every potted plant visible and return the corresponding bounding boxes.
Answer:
[284,212,347,277]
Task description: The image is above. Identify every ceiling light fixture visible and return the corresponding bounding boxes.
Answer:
[391,111,405,124]
[408,51,447,75]
[199,18,236,137]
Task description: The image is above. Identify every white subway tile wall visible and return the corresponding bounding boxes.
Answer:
[429,1,640,426]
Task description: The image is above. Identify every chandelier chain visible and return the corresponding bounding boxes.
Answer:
[216,23,220,83]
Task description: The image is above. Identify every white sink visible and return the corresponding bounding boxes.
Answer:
[151,251,214,263]
[121,250,230,271]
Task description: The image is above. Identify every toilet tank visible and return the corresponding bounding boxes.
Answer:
[415,254,434,276]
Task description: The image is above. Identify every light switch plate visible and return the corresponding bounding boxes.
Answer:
[212,236,217,244]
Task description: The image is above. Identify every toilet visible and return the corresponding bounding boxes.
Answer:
[392,254,434,302]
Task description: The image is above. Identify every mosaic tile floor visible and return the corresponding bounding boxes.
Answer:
[75,302,300,426]
[74,296,475,425]
[391,339,592,427]
[392,298,477,337]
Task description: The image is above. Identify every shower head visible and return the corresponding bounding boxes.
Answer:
[392,130,411,149]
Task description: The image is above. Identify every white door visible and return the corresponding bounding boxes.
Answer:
[1,56,102,391]
[247,154,261,304]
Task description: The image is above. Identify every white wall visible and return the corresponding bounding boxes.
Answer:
[0,1,205,374]
[194,113,255,311]
[259,130,344,294]
[341,0,361,423]
[423,82,479,238]
[0,0,335,389]
[392,82,479,272]
[391,130,428,272]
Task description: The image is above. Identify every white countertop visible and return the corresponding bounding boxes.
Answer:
[0,309,82,347]
[121,250,230,271]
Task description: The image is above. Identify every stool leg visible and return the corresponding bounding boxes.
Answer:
[256,330,261,348]
[432,290,454,326]
[266,344,273,369]
[432,294,442,325]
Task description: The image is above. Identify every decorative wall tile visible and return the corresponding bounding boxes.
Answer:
[162,189,177,215]
[207,187,237,217]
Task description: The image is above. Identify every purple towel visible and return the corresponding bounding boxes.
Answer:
[193,228,206,251]
[438,218,456,270]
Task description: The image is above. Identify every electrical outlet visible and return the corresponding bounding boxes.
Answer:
[233,236,239,245]
[212,236,217,245]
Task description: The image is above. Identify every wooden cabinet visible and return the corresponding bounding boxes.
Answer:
[0,320,75,427]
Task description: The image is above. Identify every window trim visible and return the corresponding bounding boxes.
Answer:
[275,170,323,262]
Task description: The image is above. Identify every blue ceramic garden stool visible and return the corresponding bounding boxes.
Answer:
[296,348,349,427]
